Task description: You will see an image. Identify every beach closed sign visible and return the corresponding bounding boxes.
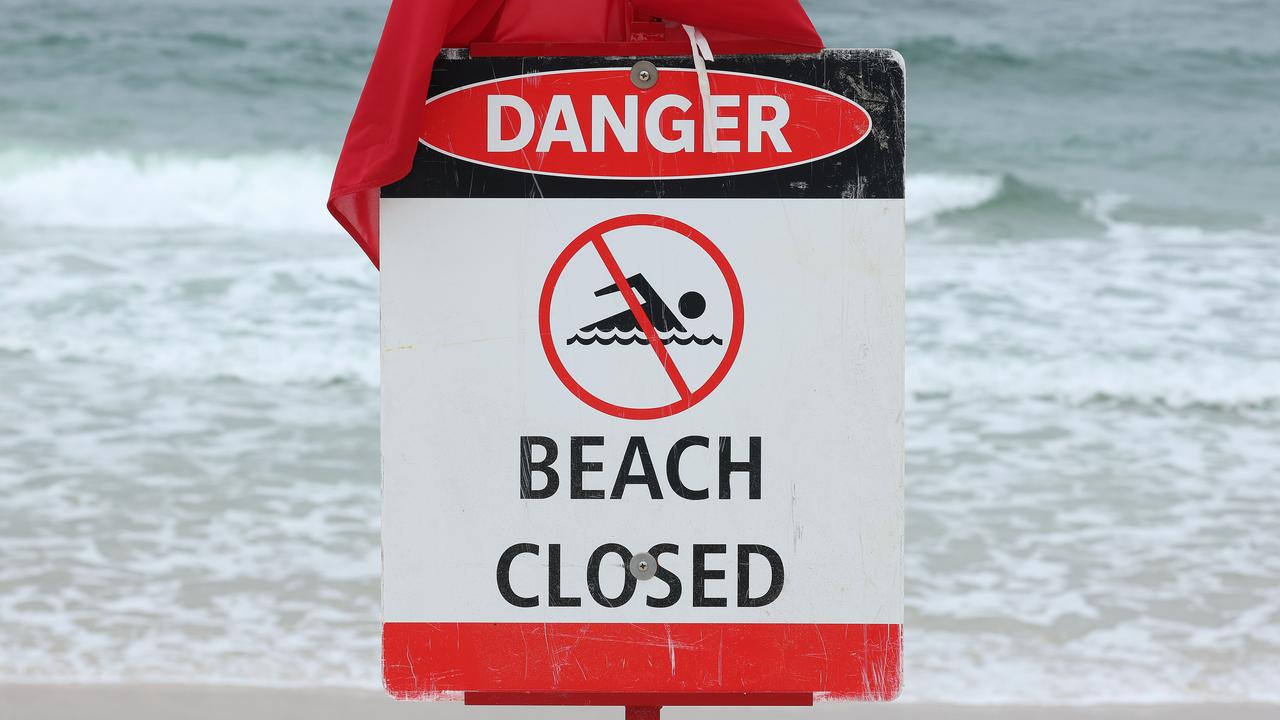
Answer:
[379,50,905,700]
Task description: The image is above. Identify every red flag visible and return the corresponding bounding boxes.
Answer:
[327,0,823,267]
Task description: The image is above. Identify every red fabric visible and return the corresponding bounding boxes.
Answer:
[633,0,821,49]
[327,0,824,267]
[486,0,630,43]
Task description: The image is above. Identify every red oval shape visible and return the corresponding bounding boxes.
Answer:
[420,68,872,179]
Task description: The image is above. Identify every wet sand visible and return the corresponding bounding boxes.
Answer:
[3,685,1275,720]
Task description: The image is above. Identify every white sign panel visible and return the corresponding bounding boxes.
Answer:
[379,50,905,700]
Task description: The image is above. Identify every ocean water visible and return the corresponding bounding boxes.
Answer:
[1,0,1278,704]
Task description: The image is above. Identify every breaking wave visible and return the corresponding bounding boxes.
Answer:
[906,172,1004,223]
[0,147,1013,234]
[0,149,339,233]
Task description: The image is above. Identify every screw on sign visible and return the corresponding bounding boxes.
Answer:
[540,214,745,419]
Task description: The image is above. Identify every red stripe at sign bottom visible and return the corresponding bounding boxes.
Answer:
[382,623,901,700]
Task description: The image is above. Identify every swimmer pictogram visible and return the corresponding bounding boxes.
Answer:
[539,214,744,420]
[566,274,721,346]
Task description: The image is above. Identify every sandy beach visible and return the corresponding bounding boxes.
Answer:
[3,685,1277,720]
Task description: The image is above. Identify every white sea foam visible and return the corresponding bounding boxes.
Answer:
[0,150,340,233]
[909,355,1280,408]
[2,150,1279,702]
[0,232,378,386]
[906,172,1003,223]
[0,150,1003,232]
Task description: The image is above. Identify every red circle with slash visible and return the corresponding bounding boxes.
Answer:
[539,214,745,420]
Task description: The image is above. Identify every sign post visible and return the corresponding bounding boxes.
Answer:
[379,42,904,713]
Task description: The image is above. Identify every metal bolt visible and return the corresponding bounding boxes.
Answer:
[630,61,658,90]
[629,552,657,580]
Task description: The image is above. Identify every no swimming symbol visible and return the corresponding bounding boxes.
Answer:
[538,214,745,420]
